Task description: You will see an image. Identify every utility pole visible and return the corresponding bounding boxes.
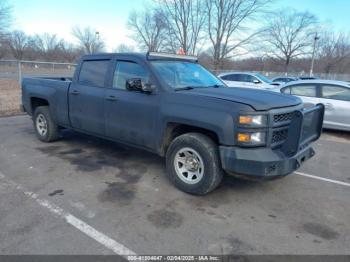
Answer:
[17,61,22,85]
[310,33,320,77]
[93,31,100,54]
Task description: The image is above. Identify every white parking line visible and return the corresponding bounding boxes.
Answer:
[295,171,350,187]
[0,172,136,256]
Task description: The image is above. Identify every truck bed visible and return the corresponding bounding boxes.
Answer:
[21,77,72,127]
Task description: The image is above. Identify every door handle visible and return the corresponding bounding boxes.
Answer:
[71,90,80,95]
[106,95,118,101]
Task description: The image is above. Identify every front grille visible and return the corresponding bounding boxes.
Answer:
[271,129,288,145]
[268,105,308,154]
[273,112,294,123]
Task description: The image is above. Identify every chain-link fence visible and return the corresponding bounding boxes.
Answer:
[0,60,76,81]
[1,60,350,117]
[0,60,76,116]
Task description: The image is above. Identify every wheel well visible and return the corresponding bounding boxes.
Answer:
[31,97,49,113]
[161,123,219,156]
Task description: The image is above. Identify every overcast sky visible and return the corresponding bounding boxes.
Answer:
[9,0,350,51]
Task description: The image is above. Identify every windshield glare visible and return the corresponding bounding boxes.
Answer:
[255,73,272,84]
[151,61,224,89]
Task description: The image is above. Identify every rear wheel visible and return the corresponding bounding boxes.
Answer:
[33,106,60,142]
[166,133,223,195]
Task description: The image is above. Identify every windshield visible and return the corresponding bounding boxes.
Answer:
[151,61,224,90]
[255,73,272,84]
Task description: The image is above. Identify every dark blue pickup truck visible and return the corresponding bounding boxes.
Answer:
[21,52,324,195]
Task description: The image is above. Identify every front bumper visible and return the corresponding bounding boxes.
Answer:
[220,103,324,179]
[220,145,315,178]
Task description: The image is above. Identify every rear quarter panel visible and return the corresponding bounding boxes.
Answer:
[22,78,71,126]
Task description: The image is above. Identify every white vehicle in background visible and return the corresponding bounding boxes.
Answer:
[272,80,350,131]
[272,76,298,84]
[218,72,278,90]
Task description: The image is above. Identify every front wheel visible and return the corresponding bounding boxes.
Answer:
[166,133,223,195]
[33,106,60,142]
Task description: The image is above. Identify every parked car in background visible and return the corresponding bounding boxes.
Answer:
[299,76,318,80]
[218,72,278,90]
[272,77,298,84]
[272,76,318,84]
[272,80,350,131]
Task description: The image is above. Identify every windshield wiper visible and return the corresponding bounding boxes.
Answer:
[175,85,224,91]
[174,85,225,91]
[174,86,196,91]
[206,84,225,88]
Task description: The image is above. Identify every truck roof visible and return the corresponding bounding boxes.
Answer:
[81,52,198,62]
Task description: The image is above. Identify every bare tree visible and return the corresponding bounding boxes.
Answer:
[60,42,82,63]
[0,0,11,39]
[263,9,318,71]
[0,0,12,57]
[128,8,166,52]
[0,41,8,58]
[115,44,135,53]
[317,32,350,74]
[156,0,206,55]
[4,30,28,60]
[33,33,65,61]
[205,0,270,70]
[71,26,105,54]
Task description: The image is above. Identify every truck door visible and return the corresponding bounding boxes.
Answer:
[104,59,159,150]
[69,59,110,135]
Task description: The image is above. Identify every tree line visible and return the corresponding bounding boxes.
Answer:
[128,0,350,74]
[0,1,105,63]
[0,28,105,63]
[0,0,349,75]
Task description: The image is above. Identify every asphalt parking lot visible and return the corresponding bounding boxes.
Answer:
[0,115,349,255]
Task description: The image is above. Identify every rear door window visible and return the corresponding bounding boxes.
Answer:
[321,85,350,102]
[222,74,239,81]
[237,74,248,82]
[78,60,109,87]
[290,84,318,97]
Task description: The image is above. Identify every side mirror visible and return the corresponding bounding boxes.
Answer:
[126,78,143,91]
[141,83,155,93]
[126,78,155,93]
[253,79,261,84]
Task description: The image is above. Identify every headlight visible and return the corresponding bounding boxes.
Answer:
[237,132,266,146]
[239,115,267,126]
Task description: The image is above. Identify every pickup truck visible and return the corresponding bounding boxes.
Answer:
[22,52,325,195]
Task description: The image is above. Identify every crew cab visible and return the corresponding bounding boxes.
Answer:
[21,52,325,195]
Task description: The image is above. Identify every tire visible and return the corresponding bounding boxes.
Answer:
[33,106,60,142]
[166,133,223,195]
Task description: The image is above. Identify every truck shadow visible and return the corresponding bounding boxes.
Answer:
[35,129,265,199]
[322,129,350,140]
[37,129,162,173]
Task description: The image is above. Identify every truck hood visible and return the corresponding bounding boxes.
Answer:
[186,87,301,111]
